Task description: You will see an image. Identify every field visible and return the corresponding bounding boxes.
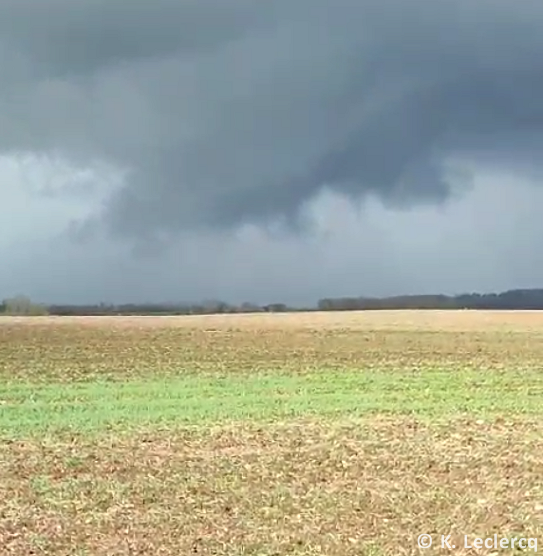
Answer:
[1,310,542,555]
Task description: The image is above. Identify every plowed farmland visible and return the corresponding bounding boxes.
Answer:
[1,311,542,555]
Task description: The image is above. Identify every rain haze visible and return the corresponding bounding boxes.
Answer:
[2,0,543,305]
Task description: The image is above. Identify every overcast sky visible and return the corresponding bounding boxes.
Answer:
[2,0,543,305]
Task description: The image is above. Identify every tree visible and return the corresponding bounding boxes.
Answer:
[1,295,48,316]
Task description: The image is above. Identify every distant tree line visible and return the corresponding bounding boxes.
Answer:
[317,289,543,311]
[44,300,294,316]
[3,289,543,316]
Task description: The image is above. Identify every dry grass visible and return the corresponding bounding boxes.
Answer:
[1,311,542,555]
[2,310,543,383]
[2,419,542,555]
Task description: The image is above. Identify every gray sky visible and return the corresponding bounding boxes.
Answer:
[2,0,543,304]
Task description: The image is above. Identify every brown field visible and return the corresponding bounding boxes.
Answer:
[3,308,543,330]
[1,310,542,555]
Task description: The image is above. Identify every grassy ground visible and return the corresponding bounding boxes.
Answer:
[1,311,542,555]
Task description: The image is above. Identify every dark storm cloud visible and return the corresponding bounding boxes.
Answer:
[2,0,543,240]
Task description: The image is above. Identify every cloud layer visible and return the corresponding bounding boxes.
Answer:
[2,0,543,242]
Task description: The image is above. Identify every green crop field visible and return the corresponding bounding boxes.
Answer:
[1,311,542,555]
